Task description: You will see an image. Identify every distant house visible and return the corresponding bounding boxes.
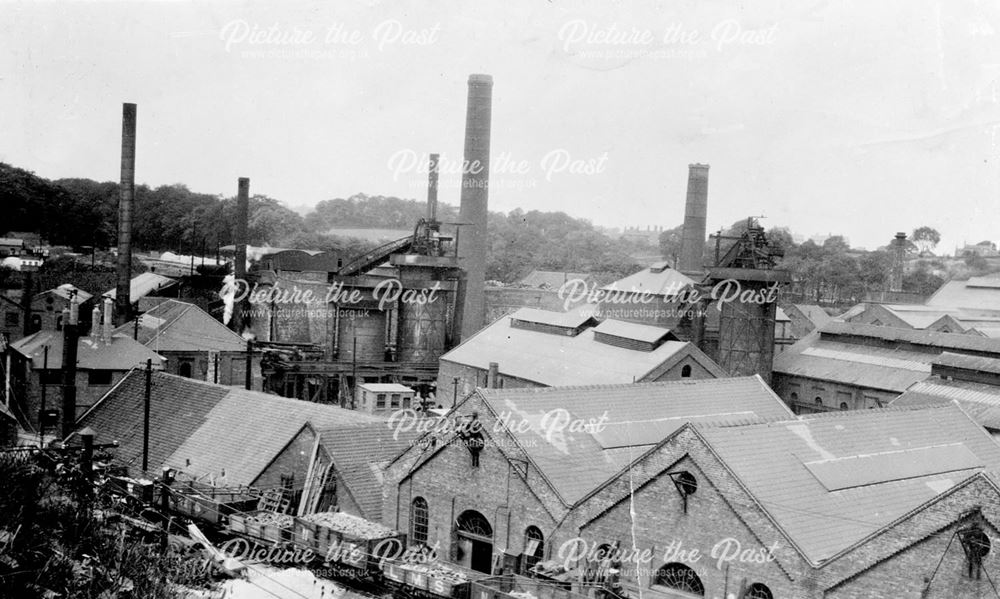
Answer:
[3,232,43,252]
[8,327,164,434]
[114,299,259,387]
[959,241,999,257]
[31,284,94,332]
[438,307,724,397]
[0,238,25,257]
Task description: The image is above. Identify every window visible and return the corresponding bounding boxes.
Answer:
[681,364,692,378]
[814,397,823,406]
[745,583,773,599]
[56,314,63,330]
[390,393,401,408]
[789,392,798,402]
[839,402,849,411]
[40,370,62,385]
[88,370,113,386]
[410,497,429,545]
[524,526,544,572]
[376,393,386,408]
[402,395,411,408]
[959,526,991,580]
[654,563,704,595]
[675,471,698,495]
[179,361,193,379]
[4,311,19,326]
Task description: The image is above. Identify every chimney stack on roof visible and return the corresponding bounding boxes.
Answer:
[103,297,114,344]
[455,74,494,342]
[427,153,440,222]
[678,163,710,275]
[90,306,102,338]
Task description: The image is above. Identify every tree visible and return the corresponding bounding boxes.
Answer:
[911,226,941,255]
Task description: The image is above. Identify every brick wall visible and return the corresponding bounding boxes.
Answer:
[771,373,900,413]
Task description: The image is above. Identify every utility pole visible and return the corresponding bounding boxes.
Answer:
[244,339,253,391]
[452,377,460,408]
[60,296,80,440]
[38,346,48,446]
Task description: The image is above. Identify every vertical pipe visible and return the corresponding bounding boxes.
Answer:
[21,268,33,337]
[456,74,493,342]
[143,358,152,472]
[116,103,137,326]
[487,362,499,389]
[427,153,440,221]
[244,339,253,391]
[39,346,48,445]
[678,164,710,275]
[233,178,250,333]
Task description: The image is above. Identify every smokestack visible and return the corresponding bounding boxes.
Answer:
[678,163,709,275]
[455,74,493,342]
[233,177,249,332]
[115,103,137,326]
[427,153,440,221]
[890,232,907,292]
[103,297,113,343]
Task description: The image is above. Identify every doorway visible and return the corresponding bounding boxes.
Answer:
[456,510,493,574]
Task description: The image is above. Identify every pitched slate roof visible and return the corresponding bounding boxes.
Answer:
[892,380,1000,430]
[821,321,1000,354]
[772,334,935,393]
[73,370,229,472]
[695,404,1000,564]
[103,272,177,301]
[163,388,383,486]
[317,423,422,521]
[591,319,675,344]
[40,284,93,302]
[927,275,1000,315]
[933,351,1000,376]
[115,299,246,353]
[11,331,165,371]
[476,376,795,505]
[599,264,695,298]
[441,310,719,386]
[793,304,832,328]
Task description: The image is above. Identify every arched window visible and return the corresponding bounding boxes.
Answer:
[681,364,692,378]
[839,402,848,411]
[411,497,429,545]
[814,397,823,406]
[745,583,773,599]
[524,526,544,572]
[456,510,493,539]
[179,362,193,378]
[654,563,704,596]
[790,392,798,402]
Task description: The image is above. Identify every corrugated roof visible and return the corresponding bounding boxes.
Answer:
[164,387,383,486]
[820,321,1000,354]
[599,264,695,298]
[115,299,246,353]
[773,337,934,392]
[892,379,1000,429]
[11,330,165,370]
[696,404,1000,564]
[441,311,713,386]
[103,272,177,300]
[933,351,1000,375]
[73,370,229,471]
[317,423,421,521]
[591,319,673,344]
[477,376,795,505]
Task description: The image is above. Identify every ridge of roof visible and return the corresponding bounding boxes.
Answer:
[477,375,767,398]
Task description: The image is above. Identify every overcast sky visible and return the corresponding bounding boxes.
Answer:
[3,0,1000,252]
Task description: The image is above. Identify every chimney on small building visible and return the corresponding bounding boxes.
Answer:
[487,362,499,389]
[103,297,114,343]
[889,232,907,292]
[678,164,710,275]
[90,306,102,338]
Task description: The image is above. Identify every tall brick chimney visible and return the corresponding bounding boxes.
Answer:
[889,232,907,292]
[115,103,137,325]
[678,163,709,275]
[455,74,493,342]
[232,177,250,332]
[427,153,440,221]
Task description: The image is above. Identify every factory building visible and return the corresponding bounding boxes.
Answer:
[381,377,795,575]
[772,321,1000,413]
[437,307,725,398]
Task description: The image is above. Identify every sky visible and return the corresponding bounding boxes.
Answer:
[3,0,1000,253]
